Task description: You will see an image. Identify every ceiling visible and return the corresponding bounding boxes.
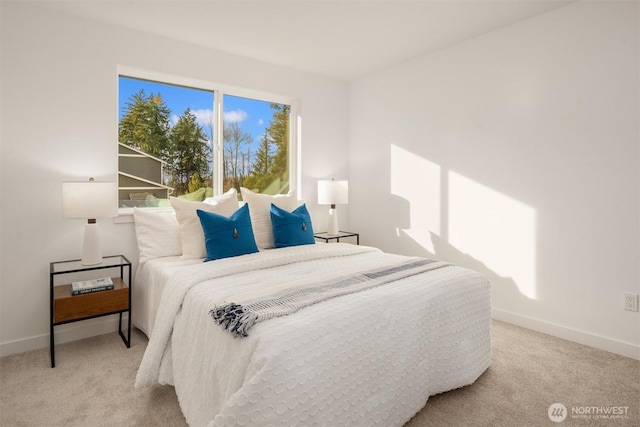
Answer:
[42,0,575,81]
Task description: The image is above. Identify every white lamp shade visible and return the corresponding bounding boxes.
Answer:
[317,180,348,205]
[62,180,118,219]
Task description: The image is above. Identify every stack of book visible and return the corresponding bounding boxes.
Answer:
[71,277,114,296]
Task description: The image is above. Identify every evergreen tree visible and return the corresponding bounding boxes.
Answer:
[267,103,290,181]
[118,90,171,159]
[187,172,203,193]
[167,109,211,194]
[243,103,290,193]
[243,133,273,192]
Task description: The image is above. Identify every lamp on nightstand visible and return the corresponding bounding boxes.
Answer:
[62,178,118,265]
[317,179,348,236]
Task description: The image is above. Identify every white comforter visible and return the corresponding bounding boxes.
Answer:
[136,244,491,427]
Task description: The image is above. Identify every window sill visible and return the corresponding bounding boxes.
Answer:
[113,207,175,224]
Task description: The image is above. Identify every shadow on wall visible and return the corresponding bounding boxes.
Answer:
[356,190,528,313]
[384,192,535,310]
[386,225,527,318]
[428,231,526,313]
[352,186,536,316]
[387,144,537,302]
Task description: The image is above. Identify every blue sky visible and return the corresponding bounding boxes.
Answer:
[118,76,278,148]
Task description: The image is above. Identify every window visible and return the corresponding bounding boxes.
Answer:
[117,71,293,208]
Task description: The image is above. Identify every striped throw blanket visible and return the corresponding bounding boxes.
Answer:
[211,258,450,337]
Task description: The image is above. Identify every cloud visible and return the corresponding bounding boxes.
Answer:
[257,118,264,126]
[192,109,214,127]
[170,109,213,128]
[224,109,248,123]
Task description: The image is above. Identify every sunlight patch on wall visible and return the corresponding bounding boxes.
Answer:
[449,171,537,299]
[390,144,440,252]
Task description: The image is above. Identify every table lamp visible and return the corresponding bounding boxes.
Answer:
[317,179,348,236]
[62,178,118,265]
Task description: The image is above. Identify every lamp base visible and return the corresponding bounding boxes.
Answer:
[82,222,103,265]
[327,206,339,236]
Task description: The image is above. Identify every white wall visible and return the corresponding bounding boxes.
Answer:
[0,2,350,355]
[350,1,639,359]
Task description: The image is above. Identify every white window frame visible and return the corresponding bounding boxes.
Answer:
[116,65,299,214]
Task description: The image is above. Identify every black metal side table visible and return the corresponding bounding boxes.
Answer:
[314,231,360,245]
[49,255,132,368]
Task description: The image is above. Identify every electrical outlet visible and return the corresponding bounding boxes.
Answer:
[624,293,639,312]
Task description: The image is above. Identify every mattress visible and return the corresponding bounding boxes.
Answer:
[133,255,201,337]
[134,243,491,427]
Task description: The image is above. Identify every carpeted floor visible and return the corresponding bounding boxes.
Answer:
[0,320,638,426]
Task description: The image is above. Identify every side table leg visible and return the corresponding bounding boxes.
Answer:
[118,312,131,348]
[50,324,55,368]
[50,275,55,368]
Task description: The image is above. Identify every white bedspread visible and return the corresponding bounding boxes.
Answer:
[135,244,491,427]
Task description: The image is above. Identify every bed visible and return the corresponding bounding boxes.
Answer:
[131,188,491,427]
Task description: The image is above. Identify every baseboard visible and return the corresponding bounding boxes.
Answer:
[492,308,640,361]
[0,314,128,357]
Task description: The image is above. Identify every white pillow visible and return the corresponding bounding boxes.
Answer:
[133,208,182,264]
[240,187,299,249]
[171,188,239,259]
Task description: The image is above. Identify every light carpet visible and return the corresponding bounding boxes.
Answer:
[0,320,638,426]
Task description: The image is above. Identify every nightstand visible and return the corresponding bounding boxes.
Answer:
[49,255,132,368]
[314,231,360,245]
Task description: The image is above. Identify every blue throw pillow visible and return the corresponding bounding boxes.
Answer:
[270,203,315,248]
[197,204,259,261]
